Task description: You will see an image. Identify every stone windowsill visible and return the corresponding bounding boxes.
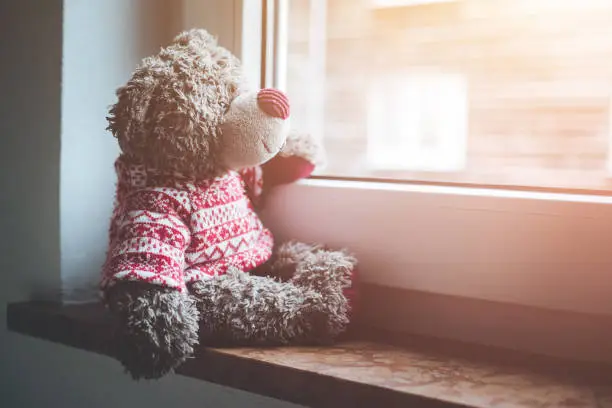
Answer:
[6,300,612,408]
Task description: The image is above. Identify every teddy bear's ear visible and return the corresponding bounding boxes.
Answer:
[107,27,246,177]
[106,66,155,150]
[107,29,224,139]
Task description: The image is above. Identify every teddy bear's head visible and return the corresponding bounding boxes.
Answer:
[107,29,290,178]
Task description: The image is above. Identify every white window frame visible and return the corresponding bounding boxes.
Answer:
[607,95,612,175]
[369,0,458,8]
[233,0,612,318]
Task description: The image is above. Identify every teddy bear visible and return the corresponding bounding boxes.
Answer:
[100,28,358,380]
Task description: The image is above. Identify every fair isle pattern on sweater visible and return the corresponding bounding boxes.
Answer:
[238,166,264,206]
[101,156,273,292]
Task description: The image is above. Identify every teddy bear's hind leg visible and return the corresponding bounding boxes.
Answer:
[190,268,334,346]
[265,241,323,281]
[106,282,200,380]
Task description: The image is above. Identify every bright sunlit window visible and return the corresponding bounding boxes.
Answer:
[273,0,612,192]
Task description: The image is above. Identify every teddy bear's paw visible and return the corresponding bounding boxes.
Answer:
[290,248,357,293]
[289,248,357,343]
[299,287,350,345]
[107,283,200,380]
[279,130,326,167]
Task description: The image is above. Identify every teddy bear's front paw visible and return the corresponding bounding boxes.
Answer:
[280,130,325,165]
[107,282,200,380]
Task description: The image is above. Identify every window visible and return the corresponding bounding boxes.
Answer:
[246,0,612,318]
[272,0,612,193]
[366,71,468,172]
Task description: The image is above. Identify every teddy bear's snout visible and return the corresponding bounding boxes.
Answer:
[257,88,290,120]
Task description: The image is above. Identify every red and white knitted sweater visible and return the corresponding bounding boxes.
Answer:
[101,155,270,292]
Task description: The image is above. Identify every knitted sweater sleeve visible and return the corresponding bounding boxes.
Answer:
[102,187,191,291]
[237,166,264,206]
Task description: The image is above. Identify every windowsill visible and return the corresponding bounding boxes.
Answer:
[261,179,612,320]
[7,297,612,408]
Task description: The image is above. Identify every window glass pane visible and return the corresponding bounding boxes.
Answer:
[283,0,612,191]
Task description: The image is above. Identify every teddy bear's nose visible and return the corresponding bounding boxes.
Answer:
[257,88,290,120]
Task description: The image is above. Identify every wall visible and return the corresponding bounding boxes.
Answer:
[60,0,165,298]
[0,0,299,406]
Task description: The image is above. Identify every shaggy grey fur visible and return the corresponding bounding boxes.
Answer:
[277,242,355,343]
[191,269,326,346]
[102,28,357,379]
[106,29,243,179]
[191,242,356,346]
[106,282,200,380]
